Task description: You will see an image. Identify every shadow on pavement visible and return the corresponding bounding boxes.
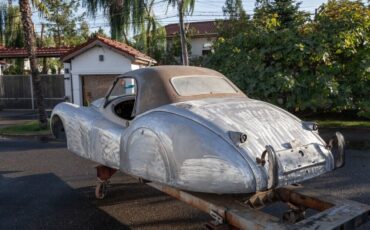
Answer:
[303,150,370,205]
[0,171,128,229]
[0,137,66,152]
[78,182,168,208]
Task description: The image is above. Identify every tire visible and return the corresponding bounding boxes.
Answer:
[51,116,66,141]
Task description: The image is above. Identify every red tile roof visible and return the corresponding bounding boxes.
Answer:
[0,60,7,65]
[165,21,218,38]
[0,47,72,58]
[62,35,156,64]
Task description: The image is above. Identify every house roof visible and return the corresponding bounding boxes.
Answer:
[165,21,218,38]
[62,36,156,65]
[0,60,7,65]
[0,47,72,58]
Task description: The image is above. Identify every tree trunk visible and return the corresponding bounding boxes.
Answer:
[57,25,61,47]
[122,30,130,45]
[19,0,48,128]
[145,18,151,56]
[178,0,189,65]
[40,24,48,74]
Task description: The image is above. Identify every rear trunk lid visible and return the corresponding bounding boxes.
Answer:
[184,98,324,152]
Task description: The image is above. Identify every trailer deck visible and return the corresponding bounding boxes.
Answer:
[148,183,370,230]
[95,165,369,229]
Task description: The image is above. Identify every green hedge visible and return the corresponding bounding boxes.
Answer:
[206,0,370,118]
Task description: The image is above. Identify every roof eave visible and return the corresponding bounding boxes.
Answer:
[62,40,156,65]
[133,56,157,65]
[62,40,100,62]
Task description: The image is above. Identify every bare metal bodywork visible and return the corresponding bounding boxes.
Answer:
[51,66,343,194]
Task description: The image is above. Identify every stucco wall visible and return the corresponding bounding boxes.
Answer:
[167,37,215,57]
[64,46,139,105]
[190,38,215,56]
[190,37,215,57]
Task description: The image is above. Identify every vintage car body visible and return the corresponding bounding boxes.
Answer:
[51,66,344,194]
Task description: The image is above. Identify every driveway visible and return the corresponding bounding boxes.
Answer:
[0,136,369,229]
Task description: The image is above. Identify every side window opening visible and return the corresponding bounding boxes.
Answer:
[107,77,137,120]
[114,98,136,120]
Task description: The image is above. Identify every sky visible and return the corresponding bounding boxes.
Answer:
[27,0,336,37]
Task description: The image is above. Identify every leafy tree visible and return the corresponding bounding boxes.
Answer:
[79,21,90,41]
[207,0,370,118]
[162,32,192,65]
[91,27,108,37]
[134,27,166,64]
[0,3,25,73]
[223,0,246,19]
[219,0,249,40]
[0,3,24,47]
[133,0,166,62]
[313,0,370,117]
[254,0,309,29]
[43,0,89,47]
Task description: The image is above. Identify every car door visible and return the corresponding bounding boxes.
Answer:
[89,77,137,169]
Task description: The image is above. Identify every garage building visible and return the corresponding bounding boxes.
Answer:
[62,36,156,106]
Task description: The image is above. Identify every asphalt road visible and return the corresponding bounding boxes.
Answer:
[0,136,370,229]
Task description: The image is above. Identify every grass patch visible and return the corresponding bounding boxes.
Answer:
[0,120,50,136]
[316,120,370,128]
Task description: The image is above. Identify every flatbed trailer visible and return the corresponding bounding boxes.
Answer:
[94,165,370,229]
[147,182,370,230]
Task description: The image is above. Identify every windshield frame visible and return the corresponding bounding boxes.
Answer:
[103,76,137,108]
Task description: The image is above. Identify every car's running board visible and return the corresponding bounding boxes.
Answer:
[147,182,370,230]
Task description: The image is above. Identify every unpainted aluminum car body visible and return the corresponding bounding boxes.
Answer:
[51,66,345,194]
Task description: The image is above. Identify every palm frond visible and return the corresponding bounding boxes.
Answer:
[30,0,49,16]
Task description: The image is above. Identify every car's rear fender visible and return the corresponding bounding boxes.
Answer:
[121,111,257,194]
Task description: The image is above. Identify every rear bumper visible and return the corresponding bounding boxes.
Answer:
[256,132,345,190]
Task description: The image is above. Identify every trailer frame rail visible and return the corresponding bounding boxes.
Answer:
[147,183,370,230]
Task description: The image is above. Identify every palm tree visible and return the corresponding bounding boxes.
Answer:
[83,0,145,43]
[167,0,195,65]
[0,3,24,48]
[83,0,195,65]
[19,0,48,128]
[138,0,165,57]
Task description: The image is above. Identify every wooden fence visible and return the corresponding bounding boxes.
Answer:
[0,74,65,110]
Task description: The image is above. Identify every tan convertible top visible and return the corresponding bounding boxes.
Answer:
[121,65,246,115]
